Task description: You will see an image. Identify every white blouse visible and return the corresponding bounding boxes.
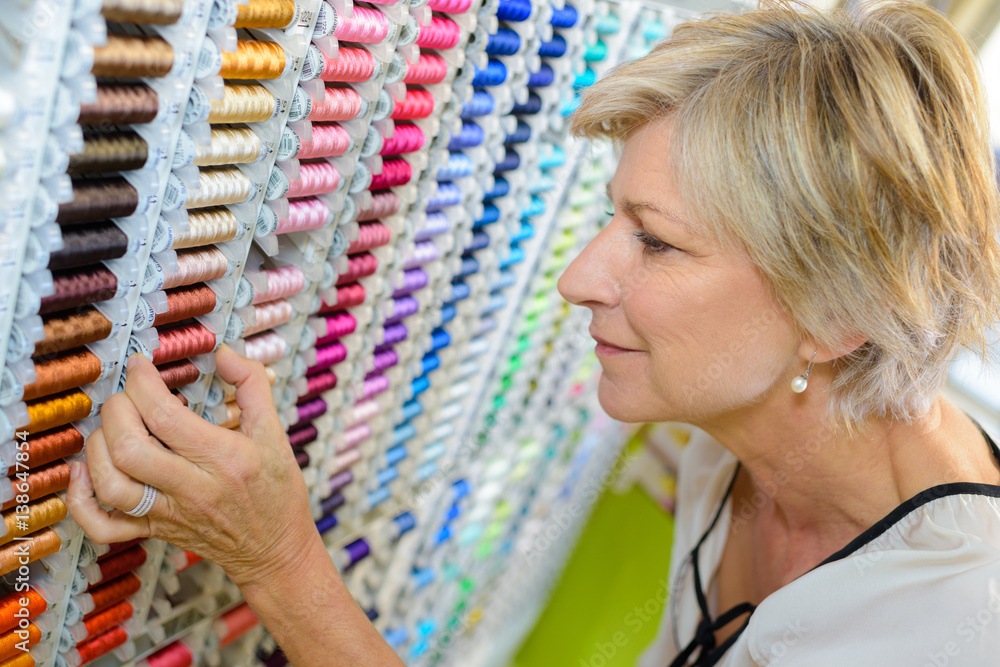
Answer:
[637,428,1000,667]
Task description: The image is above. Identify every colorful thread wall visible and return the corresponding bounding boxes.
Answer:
[0,0,701,665]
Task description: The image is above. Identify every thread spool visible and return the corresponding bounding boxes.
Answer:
[307,342,347,374]
[194,127,262,166]
[549,4,578,27]
[243,300,294,337]
[0,529,60,575]
[320,46,376,82]
[486,28,521,56]
[162,247,230,290]
[528,64,555,88]
[185,167,254,209]
[333,7,390,44]
[286,162,341,198]
[102,0,184,24]
[427,0,473,13]
[505,121,531,145]
[447,121,484,150]
[75,600,133,646]
[24,350,103,402]
[251,266,306,304]
[368,158,412,189]
[78,83,159,125]
[393,268,427,296]
[300,371,337,401]
[57,177,139,225]
[0,590,47,635]
[336,253,378,285]
[153,284,218,327]
[68,130,148,174]
[220,41,287,79]
[84,545,146,585]
[307,87,363,122]
[93,34,174,78]
[40,265,121,315]
[379,124,425,156]
[49,223,129,271]
[151,322,217,365]
[512,92,542,115]
[347,222,391,253]
[436,153,474,180]
[0,650,35,666]
[143,641,194,667]
[0,497,66,546]
[158,360,201,390]
[427,182,462,210]
[209,85,277,124]
[26,390,93,434]
[234,0,296,28]
[78,573,141,616]
[415,16,461,49]
[288,424,317,448]
[538,34,568,58]
[318,284,365,316]
[69,626,129,666]
[471,59,507,86]
[356,191,399,221]
[294,123,351,159]
[0,462,71,511]
[390,89,434,120]
[461,90,495,118]
[244,331,288,364]
[276,198,332,234]
[403,54,448,85]
[172,207,241,248]
[10,427,84,472]
[416,211,451,240]
[0,624,40,661]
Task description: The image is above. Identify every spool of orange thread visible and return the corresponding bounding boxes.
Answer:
[67,625,128,666]
[0,623,40,662]
[11,427,84,472]
[0,652,35,666]
[151,322,217,365]
[25,390,93,434]
[0,529,61,576]
[152,284,217,327]
[234,0,296,28]
[0,496,67,547]
[75,573,141,616]
[1,462,71,511]
[23,350,104,402]
[157,360,201,390]
[72,600,134,645]
[0,589,47,635]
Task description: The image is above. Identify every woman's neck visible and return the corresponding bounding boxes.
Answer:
[693,367,993,543]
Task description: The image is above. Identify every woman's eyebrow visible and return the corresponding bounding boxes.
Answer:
[607,182,694,235]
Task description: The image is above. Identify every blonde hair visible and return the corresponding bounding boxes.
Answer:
[572,1,1000,425]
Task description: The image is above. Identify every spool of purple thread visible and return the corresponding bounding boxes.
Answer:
[361,374,390,400]
[382,322,408,346]
[295,397,327,425]
[403,241,440,269]
[371,348,399,372]
[343,538,370,568]
[288,424,318,448]
[387,295,419,323]
[328,470,353,493]
[342,423,371,451]
[321,492,346,515]
[295,450,310,468]
[392,268,428,297]
[415,212,450,241]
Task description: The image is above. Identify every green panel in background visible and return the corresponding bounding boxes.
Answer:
[510,485,675,667]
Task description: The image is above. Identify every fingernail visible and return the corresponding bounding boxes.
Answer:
[69,462,80,481]
[127,354,140,369]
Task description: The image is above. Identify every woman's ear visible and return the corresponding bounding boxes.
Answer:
[797,334,867,364]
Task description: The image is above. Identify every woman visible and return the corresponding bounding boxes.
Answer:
[67,2,1000,665]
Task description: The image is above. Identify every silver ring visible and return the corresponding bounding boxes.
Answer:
[125,484,158,518]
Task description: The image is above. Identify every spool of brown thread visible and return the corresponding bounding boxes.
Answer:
[153,284,217,327]
[101,0,184,24]
[49,223,129,271]
[35,308,113,357]
[92,34,175,78]
[11,427,85,472]
[0,529,61,577]
[24,350,103,402]
[78,84,159,126]
[68,130,148,175]
[57,178,140,225]
[2,463,72,511]
[39,265,119,315]
[157,360,201,390]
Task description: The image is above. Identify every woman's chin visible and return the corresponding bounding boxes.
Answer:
[596,375,663,423]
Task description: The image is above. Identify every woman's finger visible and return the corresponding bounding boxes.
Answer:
[215,345,286,447]
[84,427,154,515]
[123,355,230,457]
[100,392,202,492]
[66,462,149,545]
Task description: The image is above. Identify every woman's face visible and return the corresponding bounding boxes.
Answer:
[558,119,800,424]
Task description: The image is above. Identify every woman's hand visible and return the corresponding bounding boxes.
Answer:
[66,345,321,588]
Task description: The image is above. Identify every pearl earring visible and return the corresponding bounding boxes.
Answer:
[791,351,818,393]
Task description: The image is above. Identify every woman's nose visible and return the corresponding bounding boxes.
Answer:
[558,223,621,309]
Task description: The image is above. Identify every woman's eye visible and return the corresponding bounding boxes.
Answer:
[634,230,675,254]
